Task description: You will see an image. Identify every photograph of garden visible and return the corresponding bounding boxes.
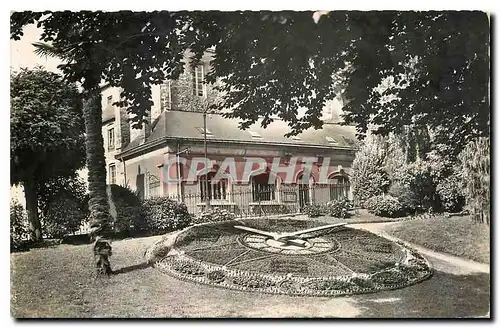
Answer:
[10,9,490,318]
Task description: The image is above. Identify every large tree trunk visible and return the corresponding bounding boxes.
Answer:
[24,178,42,242]
[83,91,113,276]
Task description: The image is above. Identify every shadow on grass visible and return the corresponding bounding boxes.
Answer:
[112,262,151,275]
[350,270,491,318]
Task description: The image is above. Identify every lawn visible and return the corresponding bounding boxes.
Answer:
[10,224,490,318]
[382,215,490,264]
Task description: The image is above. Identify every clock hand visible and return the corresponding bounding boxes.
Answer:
[279,223,347,239]
[234,225,309,247]
[233,225,280,239]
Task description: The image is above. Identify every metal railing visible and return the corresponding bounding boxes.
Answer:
[180,183,351,217]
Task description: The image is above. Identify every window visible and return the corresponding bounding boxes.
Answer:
[192,65,205,97]
[160,83,171,112]
[200,172,228,201]
[109,164,117,185]
[107,95,113,105]
[252,173,276,202]
[107,127,115,151]
[329,175,350,200]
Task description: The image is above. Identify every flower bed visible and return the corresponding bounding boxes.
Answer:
[152,218,433,297]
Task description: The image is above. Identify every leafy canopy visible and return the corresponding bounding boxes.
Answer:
[11,11,489,145]
[10,67,85,185]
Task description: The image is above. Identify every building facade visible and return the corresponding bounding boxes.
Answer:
[101,51,357,216]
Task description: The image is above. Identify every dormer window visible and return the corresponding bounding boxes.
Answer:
[248,131,262,139]
[325,136,338,145]
[196,127,213,136]
[107,95,113,105]
[342,136,356,147]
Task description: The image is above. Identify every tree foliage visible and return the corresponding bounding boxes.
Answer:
[11,11,204,128]
[11,11,489,143]
[10,67,85,241]
[10,68,85,186]
[351,135,390,206]
[459,137,490,225]
[193,11,489,144]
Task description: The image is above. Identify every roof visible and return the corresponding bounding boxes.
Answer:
[118,110,357,157]
[102,105,115,123]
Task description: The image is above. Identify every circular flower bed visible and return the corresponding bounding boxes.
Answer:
[153,218,433,297]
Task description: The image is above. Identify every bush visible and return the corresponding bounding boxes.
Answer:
[193,207,236,224]
[43,196,89,238]
[436,175,465,213]
[401,162,437,210]
[388,183,420,215]
[326,197,353,218]
[38,175,89,238]
[303,204,325,218]
[141,197,192,233]
[108,184,145,234]
[10,200,29,251]
[364,195,405,218]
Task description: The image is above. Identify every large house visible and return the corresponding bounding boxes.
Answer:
[102,51,358,216]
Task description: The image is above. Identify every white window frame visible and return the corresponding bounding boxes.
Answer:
[193,65,206,97]
[107,126,115,151]
[109,164,117,185]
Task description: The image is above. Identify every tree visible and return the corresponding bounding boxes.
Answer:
[10,68,85,242]
[11,11,202,275]
[11,10,490,268]
[190,11,489,148]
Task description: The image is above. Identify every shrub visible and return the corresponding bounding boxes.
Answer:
[43,196,89,238]
[38,175,89,238]
[303,204,325,218]
[388,183,420,215]
[326,197,353,219]
[436,175,465,213]
[459,137,490,224]
[108,184,145,234]
[10,200,29,251]
[364,195,405,218]
[141,197,192,233]
[193,207,236,225]
[392,161,437,212]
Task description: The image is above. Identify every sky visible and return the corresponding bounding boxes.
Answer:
[10,24,62,73]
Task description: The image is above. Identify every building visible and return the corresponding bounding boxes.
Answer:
[102,51,358,216]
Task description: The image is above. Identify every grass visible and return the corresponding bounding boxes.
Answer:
[382,215,490,264]
[10,225,490,318]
